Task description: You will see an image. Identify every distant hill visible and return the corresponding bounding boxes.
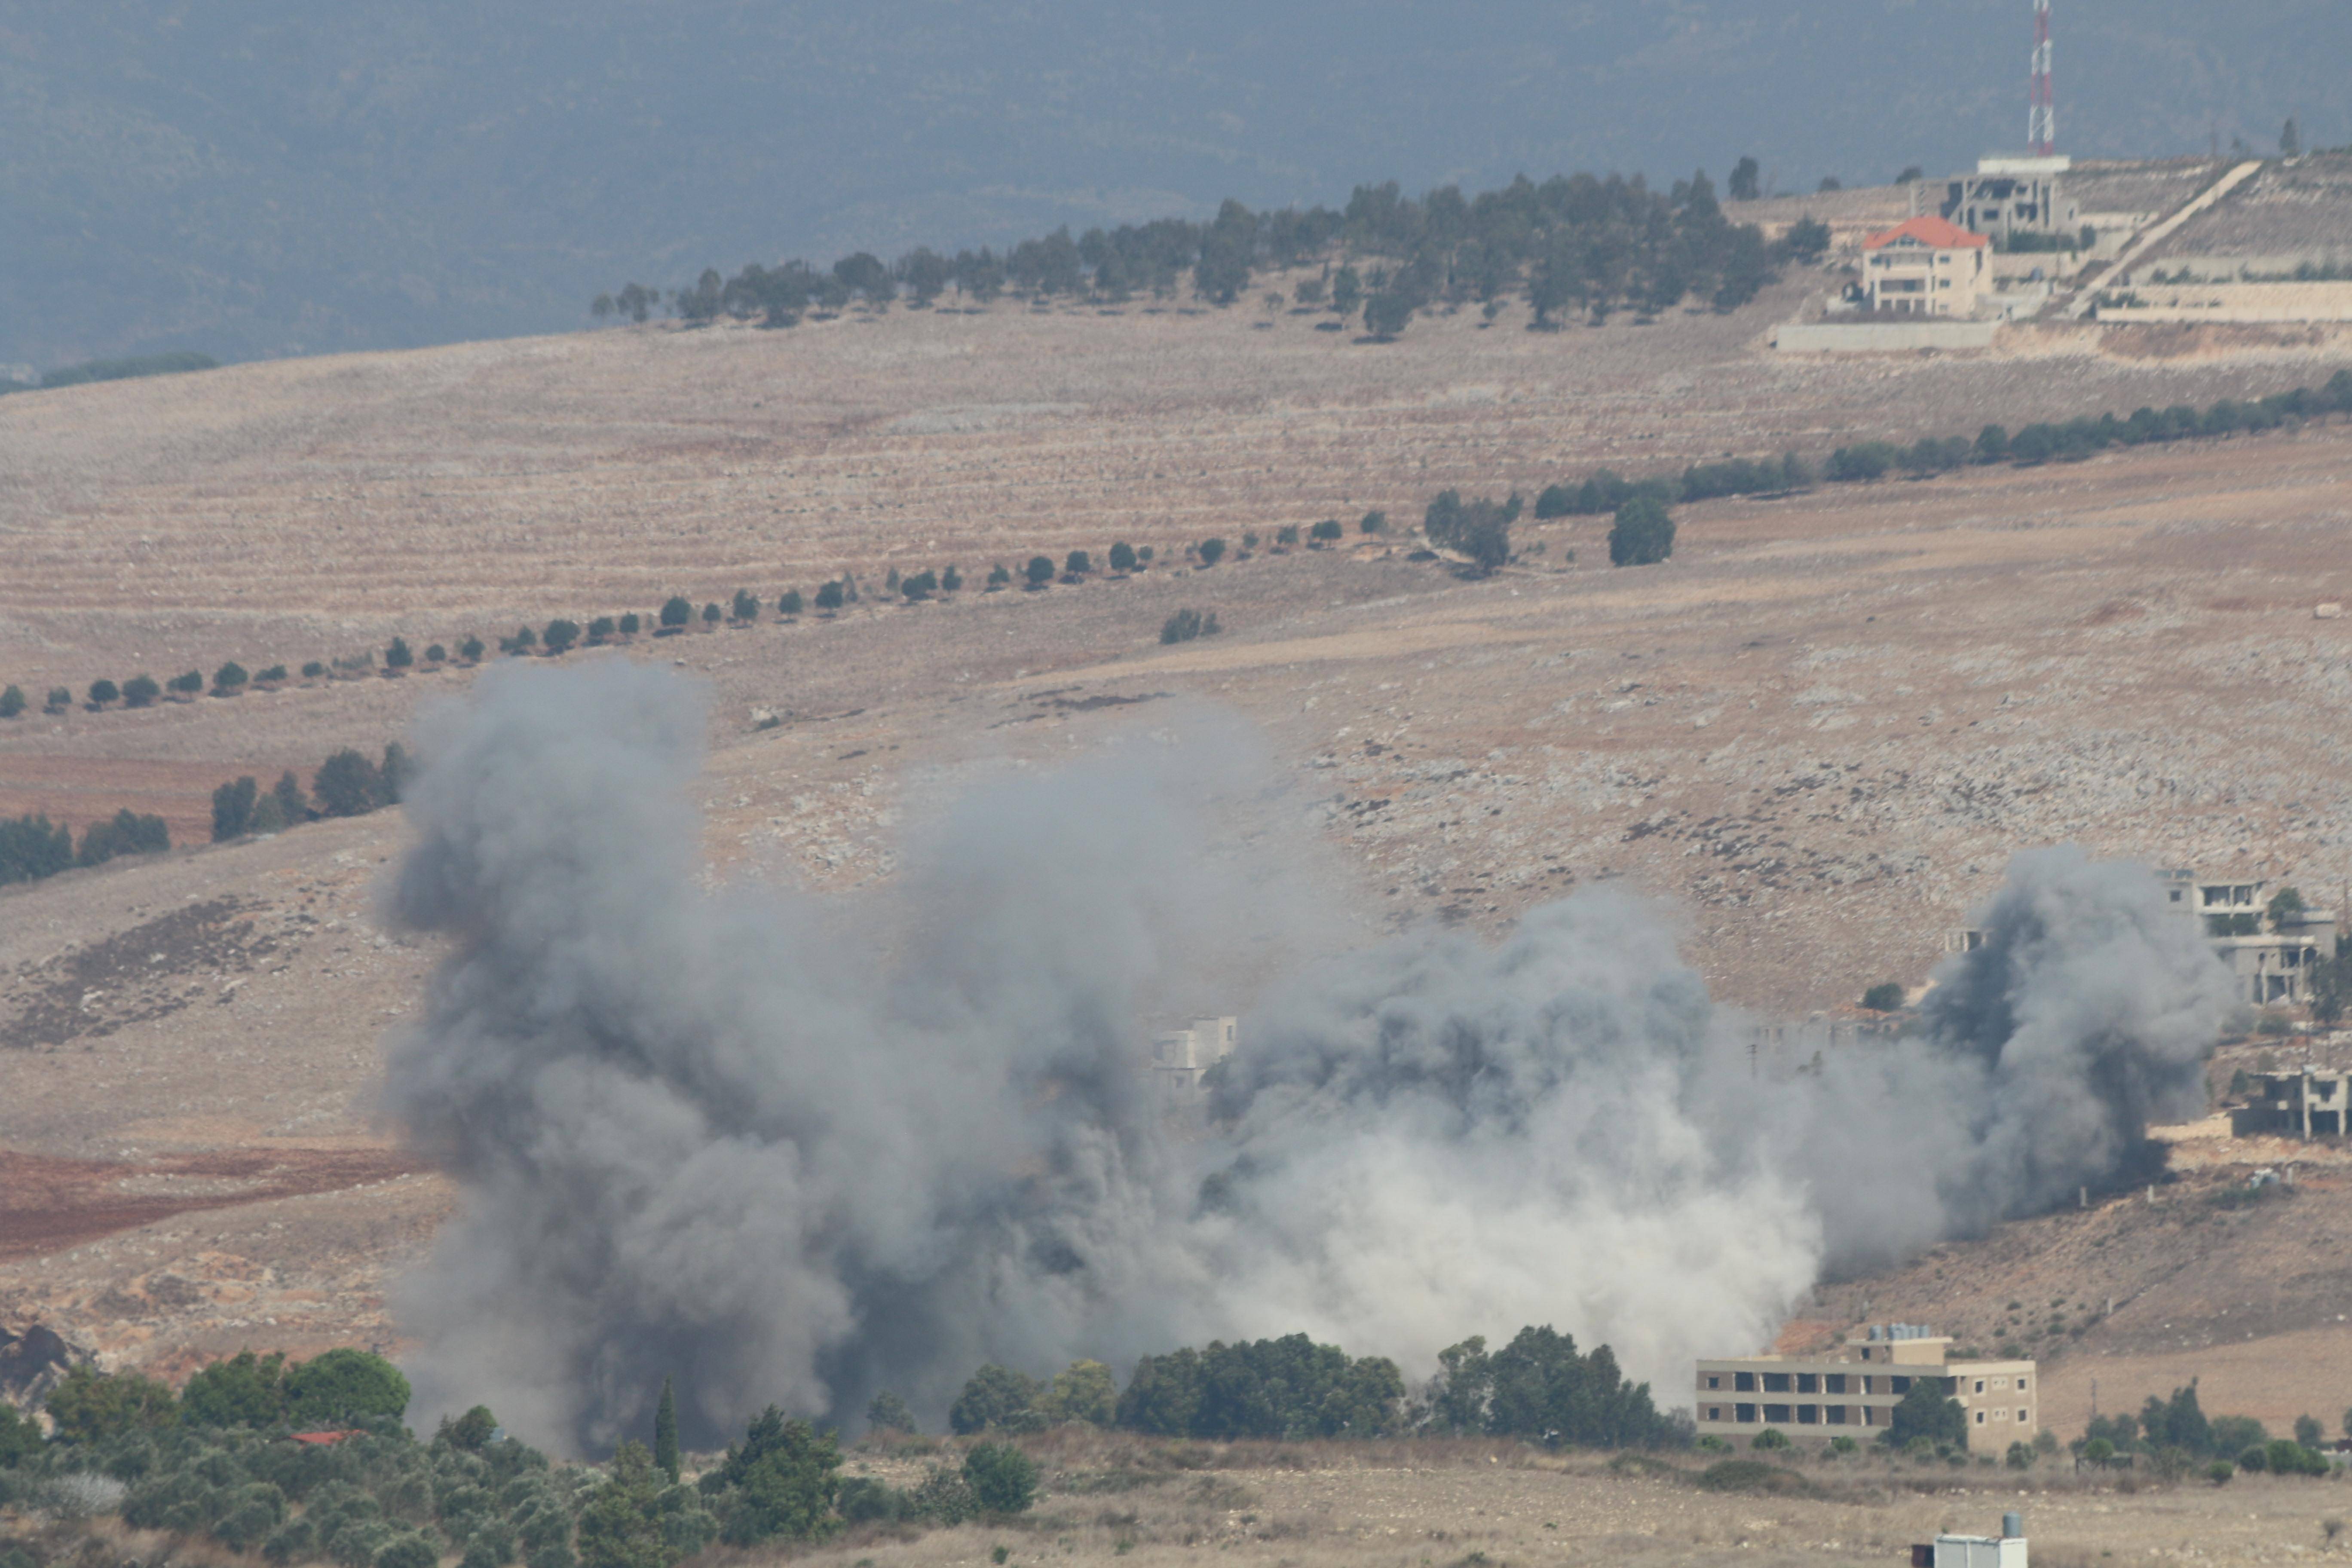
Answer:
[0,0,2339,367]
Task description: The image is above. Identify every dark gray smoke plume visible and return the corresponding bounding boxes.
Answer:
[380,663,2234,1452]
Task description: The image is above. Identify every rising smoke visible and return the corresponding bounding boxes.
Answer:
[379,662,2235,1453]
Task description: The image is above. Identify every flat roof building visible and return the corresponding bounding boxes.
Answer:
[1942,155,2077,242]
[2233,1069,2352,1139]
[1696,1324,2036,1455]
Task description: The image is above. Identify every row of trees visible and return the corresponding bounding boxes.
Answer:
[0,1348,1035,1568]
[212,744,412,843]
[1421,486,1676,572]
[603,168,1825,336]
[0,743,408,892]
[1831,375,2352,479]
[1527,372,2352,520]
[927,1326,1678,1449]
[4,520,1386,722]
[2077,1380,2339,1473]
[0,808,169,887]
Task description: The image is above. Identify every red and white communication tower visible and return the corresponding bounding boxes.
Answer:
[2027,0,2056,155]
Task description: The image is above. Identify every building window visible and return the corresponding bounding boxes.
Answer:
[1706,1375,1721,1390]
[1797,1405,1819,1424]
[1736,1372,1756,1392]
[1736,1403,1757,1423]
[1707,1406,1722,1421]
[1763,1373,1791,1393]
[1827,1405,1848,1425]
[1890,1377,1911,1394]
[1975,1410,1987,1425]
[1797,1374,1818,1394]
[2018,1410,2029,1424]
[1763,1404,1792,1424]
[2017,1378,2028,1392]
[1825,1374,1847,1395]
[1975,1380,1985,1394]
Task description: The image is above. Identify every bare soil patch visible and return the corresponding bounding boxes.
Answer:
[0,1145,420,1263]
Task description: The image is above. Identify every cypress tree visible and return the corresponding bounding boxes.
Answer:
[654,1376,680,1483]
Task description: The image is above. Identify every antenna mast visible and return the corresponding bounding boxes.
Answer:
[2027,0,2055,155]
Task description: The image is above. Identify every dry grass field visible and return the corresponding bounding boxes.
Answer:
[6,205,2352,1564]
[808,1430,2352,1568]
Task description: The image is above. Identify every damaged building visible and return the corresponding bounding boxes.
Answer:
[1956,870,2337,1008]
[1696,1324,2037,1454]
[1150,1016,1237,1101]
[2232,1069,2352,1138]
[2158,870,2337,1007]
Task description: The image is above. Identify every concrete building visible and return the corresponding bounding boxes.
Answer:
[2232,1069,2352,1138]
[1862,217,1990,317]
[2158,869,2337,1007]
[1957,870,2338,1007]
[1695,1324,2037,1455]
[1942,155,2078,242]
[1151,1016,1237,1100]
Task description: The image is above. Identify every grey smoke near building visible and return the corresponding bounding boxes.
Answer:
[379,662,2233,1453]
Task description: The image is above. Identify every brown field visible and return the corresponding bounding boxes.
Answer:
[6,189,2352,1564]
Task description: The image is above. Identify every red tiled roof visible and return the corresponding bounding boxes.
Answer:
[289,1430,364,1446]
[1863,215,1989,251]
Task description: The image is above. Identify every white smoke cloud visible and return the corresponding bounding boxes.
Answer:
[377,662,2234,1453]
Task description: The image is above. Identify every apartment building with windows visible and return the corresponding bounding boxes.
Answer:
[1695,1324,2036,1454]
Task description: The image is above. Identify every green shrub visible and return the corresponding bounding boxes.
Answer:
[182,1349,288,1426]
[835,1476,914,1525]
[1749,1427,1789,1450]
[1826,442,1897,481]
[962,1443,1038,1515]
[212,777,261,843]
[1608,495,1675,566]
[284,1349,411,1427]
[0,812,75,885]
[1159,608,1220,644]
[313,751,383,818]
[1861,982,1905,1012]
[950,1367,1039,1435]
[2267,1439,2329,1476]
[711,1410,839,1545]
[2208,1460,2235,1485]
[77,809,170,867]
[1695,1459,1812,1495]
